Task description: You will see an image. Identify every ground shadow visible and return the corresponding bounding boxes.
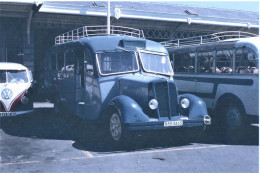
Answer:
[0,107,258,153]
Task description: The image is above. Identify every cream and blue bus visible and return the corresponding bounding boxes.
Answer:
[163,32,259,131]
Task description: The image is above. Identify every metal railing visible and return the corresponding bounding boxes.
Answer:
[55,25,145,45]
[161,31,258,48]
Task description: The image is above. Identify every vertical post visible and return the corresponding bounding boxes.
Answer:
[107,0,110,35]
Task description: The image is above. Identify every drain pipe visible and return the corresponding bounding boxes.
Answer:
[107,0,110,35]
[27,1,43,44]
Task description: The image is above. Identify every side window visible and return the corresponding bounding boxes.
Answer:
[75,48,89,87]
[174,53,195,73]
[197,52,213,73]
[85,49,93,75]
[235,48,258,74]
[65,51,75,79]
[216,50,233,73]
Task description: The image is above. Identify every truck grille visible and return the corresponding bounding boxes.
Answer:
[155,82,169,117]
[154,81,178,118]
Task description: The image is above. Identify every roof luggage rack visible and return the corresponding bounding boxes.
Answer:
[55,25,145,45]
[161,31,258,48]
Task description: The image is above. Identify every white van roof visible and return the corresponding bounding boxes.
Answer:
[0,62,28,70]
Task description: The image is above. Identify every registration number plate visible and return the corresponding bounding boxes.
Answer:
[164,120,183,127]
[0,112,17,117]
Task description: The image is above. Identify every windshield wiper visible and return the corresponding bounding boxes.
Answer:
[7,73,18,83]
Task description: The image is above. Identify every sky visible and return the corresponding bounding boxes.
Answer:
[160,1,259,13]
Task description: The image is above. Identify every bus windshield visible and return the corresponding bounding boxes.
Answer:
[139,51,173,76]
[0,70,28,83]
[97,51,139,75]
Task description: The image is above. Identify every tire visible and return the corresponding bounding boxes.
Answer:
[223,105,244,130]
[219,104,245,144]
[106,108,128,146]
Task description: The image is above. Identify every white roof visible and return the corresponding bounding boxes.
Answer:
[0,62,28,70]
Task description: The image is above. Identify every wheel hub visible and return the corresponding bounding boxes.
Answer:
[110,113,122,141]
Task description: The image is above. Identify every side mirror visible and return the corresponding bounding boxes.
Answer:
[29,71,33,83]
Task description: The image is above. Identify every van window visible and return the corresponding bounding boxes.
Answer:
[235,48,258,74]
[0,70,6,83]
[174,53,195,73]
[216,50,233,73]
[7,70,28,83]
[197,52,213,73]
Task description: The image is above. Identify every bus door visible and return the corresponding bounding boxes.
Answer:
[75,49,86,116]
[60,51,76,112]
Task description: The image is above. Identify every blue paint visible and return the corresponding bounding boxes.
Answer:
[44,35,210,131]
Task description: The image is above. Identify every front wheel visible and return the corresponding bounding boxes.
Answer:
[110,112,122,141]
[106,108,129,145]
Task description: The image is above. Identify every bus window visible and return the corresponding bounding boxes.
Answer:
[65,51,74,78]
[84,49,93,75]
[235,48,258,74]
[197,52,213,73]
[216,50,233,73]
[174,53,195,73]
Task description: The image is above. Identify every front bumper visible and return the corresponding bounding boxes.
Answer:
[0,110,33,117]
[125,115,211,131]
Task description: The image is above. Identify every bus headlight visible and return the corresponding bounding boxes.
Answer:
[181,98,190,109]
[149,99,158,110]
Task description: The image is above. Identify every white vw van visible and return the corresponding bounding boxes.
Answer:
[0,62,34,117]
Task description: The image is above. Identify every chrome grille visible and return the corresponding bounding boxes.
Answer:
[155,82,170,117]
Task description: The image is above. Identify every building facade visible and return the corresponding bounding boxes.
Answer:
[0,1,259,81]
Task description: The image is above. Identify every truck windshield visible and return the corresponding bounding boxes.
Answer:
[97,51,139,75]
[0,70,28,83]
[139,51,174,76]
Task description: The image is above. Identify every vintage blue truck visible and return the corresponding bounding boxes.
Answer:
[43,26,211,143]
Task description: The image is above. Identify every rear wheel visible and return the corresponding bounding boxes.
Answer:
[216,102,246,143]
[224,105,243,130]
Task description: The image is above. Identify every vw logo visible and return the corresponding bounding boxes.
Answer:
[1,89,13,100]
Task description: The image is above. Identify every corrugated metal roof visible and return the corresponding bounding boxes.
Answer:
[38,1,259,28]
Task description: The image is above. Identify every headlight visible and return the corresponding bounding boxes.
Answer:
[21,96,29,104]
[181,98,189,109]
[149,99,158,110]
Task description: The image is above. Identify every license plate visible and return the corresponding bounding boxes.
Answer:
[0,112,17,117]
[164,120,183,127]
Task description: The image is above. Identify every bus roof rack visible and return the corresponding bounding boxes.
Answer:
[55,25,145,45]
[161,31,258,48]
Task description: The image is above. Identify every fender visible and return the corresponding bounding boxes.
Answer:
[179,94,208,119]
[108,95,150,124]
